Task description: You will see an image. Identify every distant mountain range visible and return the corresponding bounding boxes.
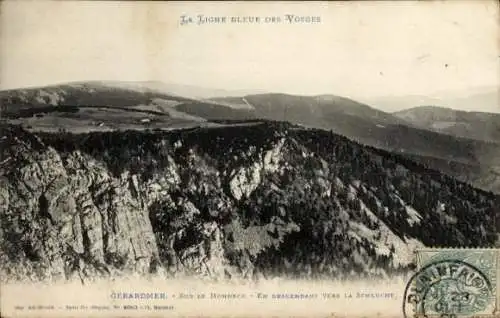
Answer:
[394,106,500,143]
[1,81,499,284]
[0,80,499,193]
[364,89,499,114]
[82,80,269,101]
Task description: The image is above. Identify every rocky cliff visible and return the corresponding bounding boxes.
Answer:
[0,122,498,284]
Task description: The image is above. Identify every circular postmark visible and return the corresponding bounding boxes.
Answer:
[402,259,494,318]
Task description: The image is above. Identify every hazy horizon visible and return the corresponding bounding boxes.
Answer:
[1,1,498,112]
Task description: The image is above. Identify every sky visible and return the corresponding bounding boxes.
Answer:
[1,1,499,111]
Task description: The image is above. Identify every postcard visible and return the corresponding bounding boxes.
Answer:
[0,1,499,317]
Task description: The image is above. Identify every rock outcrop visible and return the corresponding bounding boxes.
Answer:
[0,122,497,284]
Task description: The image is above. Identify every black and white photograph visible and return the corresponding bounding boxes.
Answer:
[0,1,499,317]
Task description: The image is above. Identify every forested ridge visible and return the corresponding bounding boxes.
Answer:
[0,122,497,282]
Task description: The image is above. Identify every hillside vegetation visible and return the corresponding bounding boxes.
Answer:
[0,122,497,283]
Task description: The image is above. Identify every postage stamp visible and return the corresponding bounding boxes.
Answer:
[403,249,500,318]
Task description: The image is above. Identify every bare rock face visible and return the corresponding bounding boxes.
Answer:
[229,139,285,201]
[0,123,498,284]
[0,134,161,282]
